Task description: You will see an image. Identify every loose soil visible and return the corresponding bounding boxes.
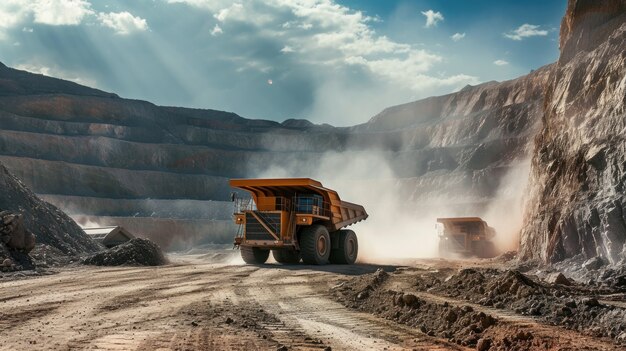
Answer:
[0,252,624,350]
[332,260,626,351]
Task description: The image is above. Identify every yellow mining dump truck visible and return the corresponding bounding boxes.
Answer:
[230,178,368,265]
[436,217,498,258]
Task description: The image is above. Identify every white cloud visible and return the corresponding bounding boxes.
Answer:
[15,63,97,86]
[346,51,477,92]
[299,22,312,30]
[16,63,54,76]
[0,2,149,38]
[450,32,465,41]
[0,1,33,32]
[282,21,313,30]
[504,24,548,40]
[0,0,93,40]
[211,23,223,36]
[421,10,443,28]
[32,0,94,25]
[98,11,148,35]
[493,59,509,66]
[214,3,243,22]
[169,0,475,95]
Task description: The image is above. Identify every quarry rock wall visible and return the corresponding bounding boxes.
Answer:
[520,0,626,264]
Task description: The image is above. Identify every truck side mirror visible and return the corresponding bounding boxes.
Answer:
[230,192,236,202]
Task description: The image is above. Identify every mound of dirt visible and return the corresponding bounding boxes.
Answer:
[419,268,626,344]
[332,268,499,348]
[29,244,79,268]
[334,267,626,349]
[83,238,167,266]
[0,162,101,256]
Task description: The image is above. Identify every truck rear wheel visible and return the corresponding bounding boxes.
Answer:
[299,225,330,265]
[472,241,498,259]
[329,229,358,264]
[240,246,269,264]
[272,249,300,264]
[480,241,498,258]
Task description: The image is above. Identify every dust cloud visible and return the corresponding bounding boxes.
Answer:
[255,151,441,262]
[252,150,531,263]
[482,159,531,254]
[74,216,105,228]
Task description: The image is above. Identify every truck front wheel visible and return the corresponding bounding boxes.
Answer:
[241,246,270,264]
[272,249,301,264]
[329,229,358,264]
[299,225,331,265]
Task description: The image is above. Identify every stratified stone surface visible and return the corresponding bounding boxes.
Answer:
[520,0,626,264]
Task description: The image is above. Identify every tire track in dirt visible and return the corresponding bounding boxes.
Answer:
[70,265,263,350]
[0,302,59,332]
[240,267,466,350]
[0,261,261,350]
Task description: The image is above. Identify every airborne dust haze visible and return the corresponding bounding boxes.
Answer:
[254,150,531,263]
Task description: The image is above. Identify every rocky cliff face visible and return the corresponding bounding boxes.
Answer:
[520,0,626,264]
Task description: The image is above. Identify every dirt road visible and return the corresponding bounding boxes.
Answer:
[1,255,623,351]
[0,256,463,351]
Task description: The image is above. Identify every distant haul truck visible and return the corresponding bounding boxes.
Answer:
[437,217,498,258]
[230,178,368,265]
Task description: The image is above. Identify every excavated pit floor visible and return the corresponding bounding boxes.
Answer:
[0,252,624,351]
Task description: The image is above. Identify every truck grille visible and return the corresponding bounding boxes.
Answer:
[245,212,281,241]
[451,235,466,250]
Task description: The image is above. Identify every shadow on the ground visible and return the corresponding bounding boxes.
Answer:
[248,262,399,276]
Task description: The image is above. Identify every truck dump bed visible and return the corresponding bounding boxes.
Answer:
[230,178,368,231]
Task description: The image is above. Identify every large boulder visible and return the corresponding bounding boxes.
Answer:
[0,210,37,271]
[0,162,101,255]
[1,211,36,253]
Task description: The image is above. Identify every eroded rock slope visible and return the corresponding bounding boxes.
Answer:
[520,0,626,264]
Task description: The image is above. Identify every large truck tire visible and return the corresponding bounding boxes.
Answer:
[299,225,331,265]
[482,241,498,258]
[329,229,358,264]
[473,241,498,259]
[241,246,270,264]
[471,241,484,258]
[272,249,301,264]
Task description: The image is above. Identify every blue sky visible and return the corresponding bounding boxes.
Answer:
[0,0,566,125]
